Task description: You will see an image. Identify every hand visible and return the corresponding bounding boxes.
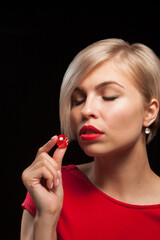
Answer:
[22,135,67,216]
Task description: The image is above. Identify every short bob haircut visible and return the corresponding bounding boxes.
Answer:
[59,38,160,144]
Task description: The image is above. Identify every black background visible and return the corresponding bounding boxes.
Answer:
[1,2,160,239]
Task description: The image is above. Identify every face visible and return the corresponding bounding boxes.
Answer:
[70,59,146,157]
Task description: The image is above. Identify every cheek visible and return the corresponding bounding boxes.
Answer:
[105,99,144,138]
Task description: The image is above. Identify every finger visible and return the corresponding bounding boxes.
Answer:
[52,146,67,167]
[35,165,58,190]
[40,165,61,190]
[22,165,54,190]
[40,167,55,190]
[37,152,59,169]
[36,135,58,157]
[38,154,60,187]
[23,154,60,190]
[39,154,63,188]
[32,153,59,172]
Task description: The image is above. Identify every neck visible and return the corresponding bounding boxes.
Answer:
[91,140,155,203]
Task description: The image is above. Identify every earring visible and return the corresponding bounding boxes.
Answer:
[145,127,151,135]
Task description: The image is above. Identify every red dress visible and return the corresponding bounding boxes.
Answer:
[22,165,160,240]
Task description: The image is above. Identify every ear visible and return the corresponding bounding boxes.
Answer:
[143,98,159,127]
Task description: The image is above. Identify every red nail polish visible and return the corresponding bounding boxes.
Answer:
[57,135,69,148]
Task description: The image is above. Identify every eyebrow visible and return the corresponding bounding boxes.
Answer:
[73,80,125,93]
[95,81,125,90]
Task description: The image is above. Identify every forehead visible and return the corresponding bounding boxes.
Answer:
[77,59,133,90]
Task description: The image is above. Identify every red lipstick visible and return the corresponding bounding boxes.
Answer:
[79,125,103,141]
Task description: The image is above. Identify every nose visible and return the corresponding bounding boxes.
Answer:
[81,96,99,119]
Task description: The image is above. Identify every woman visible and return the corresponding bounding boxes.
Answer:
[21,38,160,240]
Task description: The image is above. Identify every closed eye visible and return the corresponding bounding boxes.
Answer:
[102,96,119,101]
[71,99,85,106]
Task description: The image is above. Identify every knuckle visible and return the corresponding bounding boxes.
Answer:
[39,152,47,160]
[41,158,47,166]
[41,166,47,174]
[21,171,25,182]
[37,147,43,155]
[21,170,28,184]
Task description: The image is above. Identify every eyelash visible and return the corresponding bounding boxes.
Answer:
[102,96,119,101]
[72,96,118,106]
[71,99,85,106]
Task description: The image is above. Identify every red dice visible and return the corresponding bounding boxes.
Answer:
[57,135,69,148]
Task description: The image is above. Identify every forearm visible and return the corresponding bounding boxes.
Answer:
[33,213,58,240]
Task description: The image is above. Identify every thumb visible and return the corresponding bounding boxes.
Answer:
[52,146,67,167]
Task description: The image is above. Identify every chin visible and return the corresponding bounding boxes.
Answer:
[79,140,136,158]
[79,142,111,157]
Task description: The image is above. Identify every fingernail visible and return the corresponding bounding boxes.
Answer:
[56,179,60,187]
[57,170,61,178]
[51,135,57,140]
[50,182,54,189]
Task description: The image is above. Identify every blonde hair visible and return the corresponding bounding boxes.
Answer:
[59,38,160,143]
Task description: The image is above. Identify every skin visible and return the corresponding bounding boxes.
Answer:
[70,58,160,205]
[21,136,67,240]
[21,58,160,239]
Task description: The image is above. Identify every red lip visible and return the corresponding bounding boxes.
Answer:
[79,125,103,141]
